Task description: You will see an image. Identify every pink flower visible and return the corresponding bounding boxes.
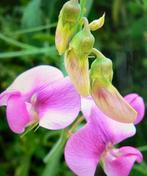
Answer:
[65,94,144,176]
[0,65,81,134]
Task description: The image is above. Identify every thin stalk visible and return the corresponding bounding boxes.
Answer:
[43,130,66,163]
[13,23,57,35]
[68,116,84,136]
[0,33,35,49]
[15,154,31,176]
[80,0,86,17]
[0,46,56,59]
[91,48,106,59]
[138,145,147,152]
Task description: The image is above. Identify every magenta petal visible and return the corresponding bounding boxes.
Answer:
[65,123,105,176]
[6,94,30,133]
[124,93,145,124]
[0,91,20,106]
[81,97,136,144]
[6,65,63,94]
[35,77,80,130]
[103,146,143,176]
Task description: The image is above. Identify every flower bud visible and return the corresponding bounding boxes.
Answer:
[90,50,137,123]
[89,13,105,31]
[65,19,95,96]
[55,0,81,55]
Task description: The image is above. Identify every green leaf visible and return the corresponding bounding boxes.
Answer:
[131,162,147,175]
[42,131,67,176]
[41,0,58,19]
[22,0,44,29]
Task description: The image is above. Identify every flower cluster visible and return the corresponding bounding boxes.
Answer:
[56,0,137,124]
[65,94,145,176]
[0,0,145,176]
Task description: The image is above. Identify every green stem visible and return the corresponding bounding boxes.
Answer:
[80,0,86,17]
[91,48,106,59]
[0,33,35,49]
[43,131,61,145]
[0,46,56,59]
[15,154,31,176]
[42,130,67,176]
[12,23,57,35]
[43,130,66,163]
[138,145,147,152]
[20,122,39,138]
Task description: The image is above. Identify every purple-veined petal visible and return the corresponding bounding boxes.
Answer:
[6,65,64,95]
[81,97,136,144]
[65,122,105,176]
[6,94,31,133]
[103,146,143,176]
[124,93,145,124]
[35,77,81,130]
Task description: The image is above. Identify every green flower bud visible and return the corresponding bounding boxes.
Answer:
[89,13,105,31]
[65,19,95,96]
[69,18,95,58]
[55,0,81,55]
[90,55,113,84]
[90,49,137,123]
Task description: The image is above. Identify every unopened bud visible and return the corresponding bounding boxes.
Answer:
[64,18,95,96]
[90,49,137,123]
[90,55,113,83]
[89,13,105,31]
[69,18,95,58]
[55,0,81,55]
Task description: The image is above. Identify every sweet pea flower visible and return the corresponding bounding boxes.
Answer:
[65,94,145,176]
[90,50,137,123]
[0,65,81,134]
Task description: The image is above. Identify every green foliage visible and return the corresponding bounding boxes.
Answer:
[22,0,44,29]
[0,0,146,175]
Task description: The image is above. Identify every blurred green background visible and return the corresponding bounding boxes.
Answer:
[0,0,147,175]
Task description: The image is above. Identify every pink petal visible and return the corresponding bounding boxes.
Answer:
[0,91,20,106]
[103,146,143,176]
[81,96,93,121]
[124,93,145,124]
[81,97,136,144]
[6,94,30,133]
[65,123,105,176]
[35,77,81,130]
[6,65,63,94]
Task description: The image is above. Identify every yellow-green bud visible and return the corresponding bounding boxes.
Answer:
[90,56,113,84]
[64,19,95,96]
[89,13,105,31]
[69,18,95,58]
[90,49,137,123]
[62,0,81,23]
[55,0,81,55]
